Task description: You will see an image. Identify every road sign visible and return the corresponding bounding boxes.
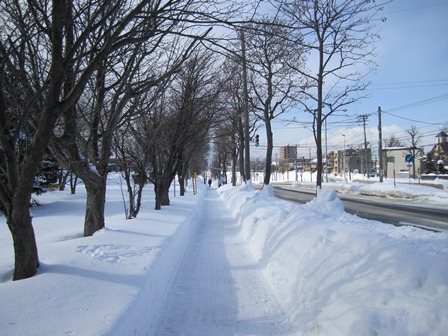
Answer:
[405,154,413,163]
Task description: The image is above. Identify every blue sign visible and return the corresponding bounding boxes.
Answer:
[405,154,414,163]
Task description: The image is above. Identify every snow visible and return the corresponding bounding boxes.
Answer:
[1,173,447,335]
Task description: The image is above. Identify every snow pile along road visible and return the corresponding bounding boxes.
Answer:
[220,183,448,335]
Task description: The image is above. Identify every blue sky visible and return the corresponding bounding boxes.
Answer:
[253,0,448,160]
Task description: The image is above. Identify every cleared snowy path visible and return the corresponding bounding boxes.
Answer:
[151,188,294,336]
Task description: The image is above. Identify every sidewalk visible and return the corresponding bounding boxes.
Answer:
[150,188,295,335]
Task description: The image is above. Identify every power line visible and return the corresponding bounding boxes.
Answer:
[368,83,448,91]
[368,79,448,91]
[386,93,448,112]
[374,92,448,126]
[371,79,448,86]
[386,2,448,14]
[382,111,445,125]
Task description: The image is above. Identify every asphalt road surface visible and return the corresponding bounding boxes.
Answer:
[273,186,448,232]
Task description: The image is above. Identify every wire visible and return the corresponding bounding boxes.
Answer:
[368,79,448,91]
[371,79,448,86]
[382,111,445,125]
[386,2,448,14]
[386,93,448,112]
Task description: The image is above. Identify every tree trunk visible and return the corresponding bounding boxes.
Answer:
[8,207,39,280]
[154,184,162,210]
[123,166,134,219]
[179,175,186,196]
[231,152,237,186]
[131,182,144,218]
[132,168,147,218]
[221,161,227,184]
[58,169,68,191]
[178,160,188,196]
[316,118,323,188]
[264,122,273,185]
[83,176,106,236]
[315,35,325,189]
[161,185,170,206]
[153,170,173,209]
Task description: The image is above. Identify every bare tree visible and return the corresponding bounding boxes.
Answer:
[277,0,390,188]
[142,50,220,209]
[52,0,259,233]
[213,131,233,184]
[218,59,244,185]
[218,55,259,185]
[1,0,173,280]
[406,125,422,178]
[52,30,202,235]
[0,0,272,280]
[0,0,232,280]
[172,52,220,195]
[384,135,404,148]
[112,90,163,219]
[244,19,302,185]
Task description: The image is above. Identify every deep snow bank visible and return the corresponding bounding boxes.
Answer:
[218,184,448,335]
[292,178,448,203]
[0,176,205,336]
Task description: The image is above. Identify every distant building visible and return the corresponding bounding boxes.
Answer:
[427,131,448,173]
[277,145,297,172]
[381,146,423,179]
[279,145,297,162]
[331,148,373,176]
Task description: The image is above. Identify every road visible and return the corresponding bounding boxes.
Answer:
[273,186,448,232]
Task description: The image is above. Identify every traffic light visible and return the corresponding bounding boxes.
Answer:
[255,134,259,147]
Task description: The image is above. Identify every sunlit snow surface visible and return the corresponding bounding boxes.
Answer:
[1,173,447,335]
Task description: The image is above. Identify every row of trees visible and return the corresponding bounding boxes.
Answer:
[112,51,221,217]
[213,0,390,187]
[1,0,389,280]
[0,0,256,280]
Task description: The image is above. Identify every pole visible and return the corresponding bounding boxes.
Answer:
[342,134,346,183]
[378,106,383,182]
[360,114,369,177]
[295,157,298,182]
[241,30,251,182]
[325,118,328,183]
[309,148,312,182]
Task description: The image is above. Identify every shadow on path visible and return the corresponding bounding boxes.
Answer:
[150,188,294,336]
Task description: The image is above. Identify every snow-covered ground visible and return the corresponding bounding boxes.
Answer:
[1,174,447,335]
[292,174,448,205]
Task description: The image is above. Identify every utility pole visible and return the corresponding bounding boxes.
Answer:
[342,134,346,182]
[378,106,383,182]
[358,114,369,177]
[241,30,251,182]
[325,118,328,183]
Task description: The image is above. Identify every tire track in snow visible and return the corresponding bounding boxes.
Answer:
[150,189,294,336]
